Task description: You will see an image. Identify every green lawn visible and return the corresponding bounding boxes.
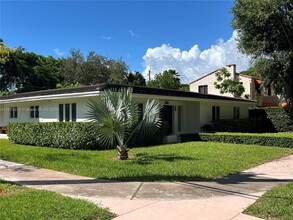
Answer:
[244,182,293,220]
[0,180,115,220]
[0,139,292,181]
[207,132,293,138]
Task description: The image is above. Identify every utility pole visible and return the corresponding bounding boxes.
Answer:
[148,68,151,82]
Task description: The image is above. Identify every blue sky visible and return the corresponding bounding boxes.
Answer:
[0,0,250,83]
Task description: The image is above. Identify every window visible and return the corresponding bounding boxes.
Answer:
[59,104,64,122]
[72,103,76,122]
[233,107,240,119]
[30,106,39,118]
[212,106,220,121]
[10,107,18,119]
[178,106,182,132]
[65,104,70,122]
[198,85,208,94]
[59,103,76,122]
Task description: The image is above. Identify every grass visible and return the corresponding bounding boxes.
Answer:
[0,139,292,181]
[205,132,293,138]
[0,180,115,220]
[244,182,293,220]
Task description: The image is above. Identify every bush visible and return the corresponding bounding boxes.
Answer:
[199,133,293,148]
[128,121,168,147]
[8,122,102,150]
[179,133,200,142]
[0,126,7,134]
[213,118,265,133]
[8,122,167,150]
[249,107,293,132]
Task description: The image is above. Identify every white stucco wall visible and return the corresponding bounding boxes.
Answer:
[199,100,251,126]
[189,66,254,100]
[189,70,236,97]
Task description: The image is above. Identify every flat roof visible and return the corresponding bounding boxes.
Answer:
[0,83,256,103]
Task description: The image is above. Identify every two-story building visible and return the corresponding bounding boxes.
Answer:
[189,64,279,107]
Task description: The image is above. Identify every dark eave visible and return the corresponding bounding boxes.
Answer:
[0,83,256,103]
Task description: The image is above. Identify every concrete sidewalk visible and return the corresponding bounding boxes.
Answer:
[0,155,293,220]
[0,134,8,139]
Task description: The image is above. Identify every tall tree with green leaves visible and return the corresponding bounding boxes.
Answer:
[214,67,245,98]
[127,71,146,86]
[87,88,162,160]
[232,0,293,107]
[60,49,84,84]
[148,69,181,90]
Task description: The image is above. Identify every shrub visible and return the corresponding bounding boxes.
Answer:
[179,133,200,142]
[213,118,265,133]
[8,122,167,150]
[8,122,102,150]
[249,107,293,132]
[0,126,7,134]
[199,133,293,148]
[128,121,168,147]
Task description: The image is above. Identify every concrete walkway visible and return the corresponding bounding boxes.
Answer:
[0,155,293,220]
[0,134,8,139]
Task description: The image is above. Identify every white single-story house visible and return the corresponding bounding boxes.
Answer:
[0,83,256,142]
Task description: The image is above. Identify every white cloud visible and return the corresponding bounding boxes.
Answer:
[102,36,112,40]
[143,31,251,84]
[128,29,137,37]
[53,48,66,56]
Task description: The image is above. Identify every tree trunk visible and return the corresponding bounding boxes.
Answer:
[117,145,128,160]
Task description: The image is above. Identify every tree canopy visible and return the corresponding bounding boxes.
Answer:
[0,40,132,94]
[214,67,245,98]
[232,0,293,107]
[127,71,146,86]
[148,69,181,90]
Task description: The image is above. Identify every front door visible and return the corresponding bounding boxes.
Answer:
[162,105,173,135]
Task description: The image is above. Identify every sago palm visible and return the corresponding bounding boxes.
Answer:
[87,88,162,160]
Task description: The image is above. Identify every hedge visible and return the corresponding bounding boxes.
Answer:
[249,107,293,132]
[8,122,102,150]
[199,133,293,148]
[212,107,293,133]
[212,118,265,133]
[8,122,167,150]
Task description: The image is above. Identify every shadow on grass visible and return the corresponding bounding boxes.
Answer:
[130,153,195,165]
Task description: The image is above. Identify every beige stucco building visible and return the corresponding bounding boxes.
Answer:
[189,64,279,107]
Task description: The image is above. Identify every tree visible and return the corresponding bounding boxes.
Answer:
[148,69,181,90]
[232,0,293,107]
[86,88,162,160]
[0,41,63,93]
[82,51,108,85]
[127,71,146,86]
[60,49,84,84]
[107,59,129,84]
[214,68,245,97]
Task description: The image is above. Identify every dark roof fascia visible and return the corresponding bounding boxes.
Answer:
[0,83,256,104]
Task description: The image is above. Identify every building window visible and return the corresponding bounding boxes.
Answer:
[59,103,76,122]
[30,106,39,118]
[233,107,240,119]
[178,106,182,132]
[72,103,76,122]
[212,106,220,121]
[59,104,64,122]
[10,107,18,119]
[199,85,208,94]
